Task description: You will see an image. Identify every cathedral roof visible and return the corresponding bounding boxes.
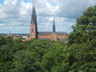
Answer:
[38,32,52,35]
[38,32,67,35]
[55,32,67,35]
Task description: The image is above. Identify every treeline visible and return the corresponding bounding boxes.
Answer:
[0,6,96,72]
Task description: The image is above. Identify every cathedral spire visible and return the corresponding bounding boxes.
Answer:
[30,0,38,39]
[31,5,37,24]
[53,17,56,33]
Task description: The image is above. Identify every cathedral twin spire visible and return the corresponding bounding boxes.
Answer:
[29,1,67,41]
[31,4,56,33]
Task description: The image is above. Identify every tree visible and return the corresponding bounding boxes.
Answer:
[41,42,69,72]
[0,36,6,45]
[12,40,51,72]
[68,44,96,72]
[68,6,96,72]
[69,6,96,44]
[0,37,14,72]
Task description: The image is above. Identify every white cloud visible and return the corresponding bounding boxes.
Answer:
[88,0,96,6]
[0,24,4,26]
[0,0,96,33]
[49,16,54,21]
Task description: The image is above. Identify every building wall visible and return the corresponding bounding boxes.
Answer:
[38,35,52,40]
[57,35,67,41]
[38,34,67,41]
[30,22,37,39]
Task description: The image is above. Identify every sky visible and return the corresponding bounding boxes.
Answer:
[0,0,96,34]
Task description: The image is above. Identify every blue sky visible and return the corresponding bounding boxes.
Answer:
[47,0,57,7]
[24,0,29,2]
[0,0,4,4]
[0,0,96,34]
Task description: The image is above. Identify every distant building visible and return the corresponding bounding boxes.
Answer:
[26,5,68,42]
[0,5,68,41]
[0,33,29,40]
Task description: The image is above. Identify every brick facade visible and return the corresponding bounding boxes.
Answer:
[26,5,68,42]
[30,22,37,39]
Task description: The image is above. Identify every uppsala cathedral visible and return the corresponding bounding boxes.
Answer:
[26,5,68,41]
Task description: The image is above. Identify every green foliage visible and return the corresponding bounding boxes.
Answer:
[0,6,96,72]
[68,6,96,72]
[68,44,96,72]
[69,6,96,44]
[0,36,14,72]
[0,36,6,45]
[41,43,69,72]
[13,40,50,72]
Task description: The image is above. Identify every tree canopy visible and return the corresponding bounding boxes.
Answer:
[69,6,96,44]
[0,6,96,72]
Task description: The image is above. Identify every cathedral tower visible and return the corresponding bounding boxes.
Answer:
[30,5,38,39]
[53,18,56,33]
[52,18,57,41]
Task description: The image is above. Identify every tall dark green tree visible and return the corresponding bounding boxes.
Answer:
[0,37,14,72]
[68,6,96,72]
[0,36,6,45]
[69,6,96,44]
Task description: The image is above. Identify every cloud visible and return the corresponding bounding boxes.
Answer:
[0,24,4,26]
[0,0,96,33]
[89,0,96,6]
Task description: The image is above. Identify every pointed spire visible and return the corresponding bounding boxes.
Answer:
[53,17,56,32]
[31,0,37,25]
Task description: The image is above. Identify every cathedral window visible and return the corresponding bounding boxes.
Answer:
[32,28,34,32]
